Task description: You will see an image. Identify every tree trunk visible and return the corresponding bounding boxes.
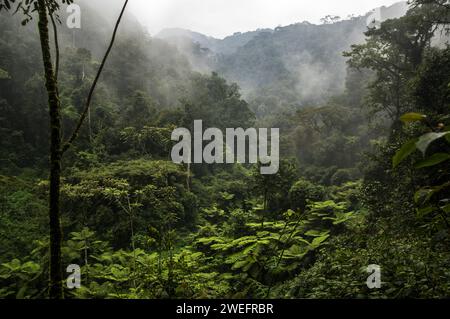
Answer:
[37,0,63,299]
[84,239,89,284]
[262,188,268,227]
[186,162,191,192]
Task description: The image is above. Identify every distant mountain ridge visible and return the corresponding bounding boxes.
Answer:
[156,2,409,104]
[156,2,409,55]
[157,28,272,55]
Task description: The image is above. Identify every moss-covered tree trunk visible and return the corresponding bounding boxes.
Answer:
[37,0,63,299]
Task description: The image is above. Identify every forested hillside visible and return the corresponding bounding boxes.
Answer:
[0,0,449,299]
[158,2,409,106]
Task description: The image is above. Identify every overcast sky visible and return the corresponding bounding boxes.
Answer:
[128,0,404,39]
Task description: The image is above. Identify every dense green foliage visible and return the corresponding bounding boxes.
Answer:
[0,0,449,299]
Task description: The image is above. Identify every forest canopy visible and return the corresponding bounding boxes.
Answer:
[0,0,449,300]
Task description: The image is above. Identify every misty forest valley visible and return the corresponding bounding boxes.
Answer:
[0,0,450,299]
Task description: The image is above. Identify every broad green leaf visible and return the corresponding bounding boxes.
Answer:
[393,139,418,168]
[16,285,28,299]
[283,245,308,260]
[416,206,434,218]
[305,230,329,237]
[332,211,355,225]
[400,113,426,123]
[414,183,450,205]
[309,235,330,249]
[416,132,450,155]
[232,259,250,270]
[0,68,10,79]
[441,204,450,214]
[414,188,434,205]
[414,153,450,169]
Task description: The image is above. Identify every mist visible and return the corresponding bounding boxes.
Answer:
[129,0,404,39]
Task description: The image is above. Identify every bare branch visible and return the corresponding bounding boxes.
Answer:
[62,0,129,154]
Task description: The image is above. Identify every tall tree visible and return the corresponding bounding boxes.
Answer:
[344,5,437,131]
[412,0,450,25]
[0,0,128,298]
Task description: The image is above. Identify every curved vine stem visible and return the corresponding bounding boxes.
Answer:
[62,0,129,154]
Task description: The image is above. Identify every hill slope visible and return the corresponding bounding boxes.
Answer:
[157,2,409,106]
